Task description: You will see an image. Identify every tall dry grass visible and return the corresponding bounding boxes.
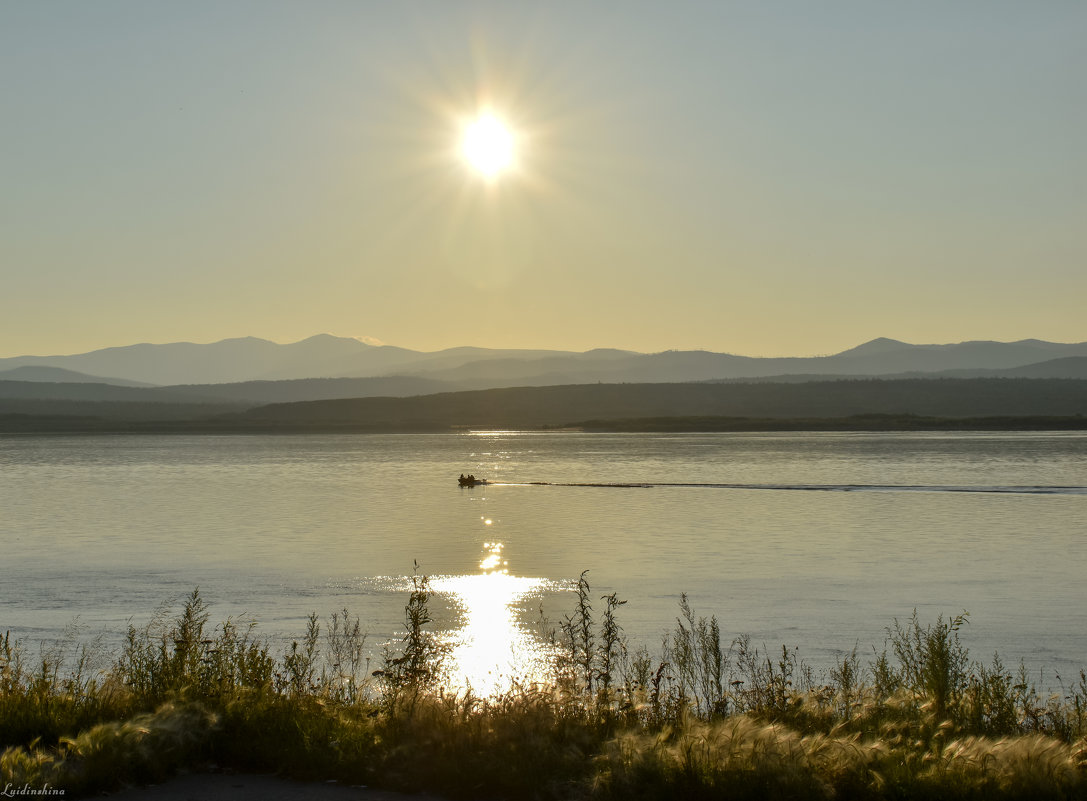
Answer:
[1,578,1085,799]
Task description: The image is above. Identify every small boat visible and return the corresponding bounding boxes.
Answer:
[458,474,488,487]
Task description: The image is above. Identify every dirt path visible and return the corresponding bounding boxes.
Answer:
[100,772,451,801]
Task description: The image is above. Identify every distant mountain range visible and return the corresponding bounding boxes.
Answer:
[3,336,1087,432]
[2,335,1086,396]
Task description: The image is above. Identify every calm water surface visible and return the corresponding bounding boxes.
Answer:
[2,431,1085,692]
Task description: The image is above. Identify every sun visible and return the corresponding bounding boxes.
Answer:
[461,112,515,179]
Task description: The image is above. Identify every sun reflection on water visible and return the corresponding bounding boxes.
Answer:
[429,541,558,697]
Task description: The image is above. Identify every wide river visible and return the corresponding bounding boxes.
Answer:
[2,431,1085,694]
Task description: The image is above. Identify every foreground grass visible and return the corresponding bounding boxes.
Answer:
[2,580,1086,799]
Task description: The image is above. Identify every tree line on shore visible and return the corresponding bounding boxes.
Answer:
[2,378,1086,433]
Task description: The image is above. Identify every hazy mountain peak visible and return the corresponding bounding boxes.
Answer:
[0,365,153,387]
[294,333,369,346]
[835,338,912,357]
[582,348,638,359]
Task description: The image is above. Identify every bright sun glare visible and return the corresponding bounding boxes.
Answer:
[461,112,515,179]
[428,541,557,697]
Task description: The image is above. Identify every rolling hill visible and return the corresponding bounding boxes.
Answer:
[227,379,1087,432]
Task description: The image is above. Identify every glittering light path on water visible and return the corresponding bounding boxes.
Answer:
[429,542,562,697]
[472,482,1087,495]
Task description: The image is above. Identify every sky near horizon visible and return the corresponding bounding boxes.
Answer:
[2,1,1084,359]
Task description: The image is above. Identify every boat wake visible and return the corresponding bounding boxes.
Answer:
[486,482,1087,496]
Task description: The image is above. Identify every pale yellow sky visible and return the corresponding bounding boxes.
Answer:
[2,1,1084,358]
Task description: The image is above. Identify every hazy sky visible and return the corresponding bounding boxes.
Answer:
[2,1,1084,357]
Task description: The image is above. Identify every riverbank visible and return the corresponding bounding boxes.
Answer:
[3,412,1086,434]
